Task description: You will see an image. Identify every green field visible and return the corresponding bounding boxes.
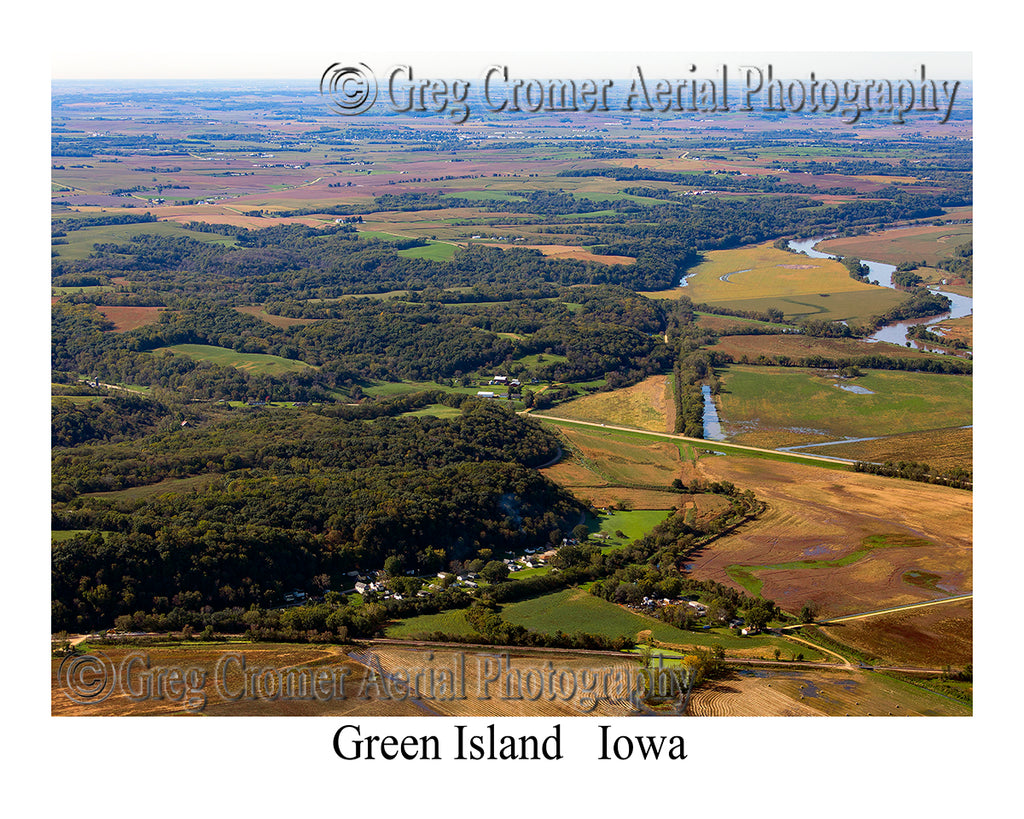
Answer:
[150,344,317,375]
[401,403,463,419]
[718,365,972,440]
[589,509,672,550]
[501,589,685,642]
[698,289,906,323]
[501,589,827,659]
[51,220,237,261]
[52,529,110,542]
[80,473,219,501]
[385,608,477,638]
[397,241,459,261]
[644,242,906,323]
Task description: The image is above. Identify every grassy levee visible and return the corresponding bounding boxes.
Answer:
[535,415,853,471]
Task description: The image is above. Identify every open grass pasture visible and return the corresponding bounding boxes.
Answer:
[647,242,877,300]
[150,344,317,376]
[717,365,971,448]
[51,220,237,262]
[589,509,673,549]
[396,240,459,261]
[385,608,476,639]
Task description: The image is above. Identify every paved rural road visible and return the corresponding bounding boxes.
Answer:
[532,414,854,467]
[780,593,974,631]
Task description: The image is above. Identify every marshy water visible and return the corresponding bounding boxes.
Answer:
[787,237,973,349]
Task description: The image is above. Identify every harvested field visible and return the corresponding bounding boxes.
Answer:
[646,242,882,303]
[357,645,642,716]
[687,668,970,716]
[817,224,973,267]
[52,643,427,717]
[537,375,673,432]
[687,671,821,716]
[479,243,635,266]
[96,305,164,332]
[680,456,972,618]
[795,425,973,472]
[817,599,973,668]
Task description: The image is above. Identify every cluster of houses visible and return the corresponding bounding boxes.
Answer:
[476,374,524,401]
[504,548,551,572]
[280,545,558,608]
[631,597,757,635]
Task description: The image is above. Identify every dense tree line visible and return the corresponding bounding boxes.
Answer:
[51,400,585,632]
[852,460,972,489]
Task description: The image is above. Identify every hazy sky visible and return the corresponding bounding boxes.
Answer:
[48,1,973,81]
[51,50,972,82]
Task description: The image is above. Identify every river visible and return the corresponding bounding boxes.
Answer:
[699,234,973,439]
[787,237,973,350]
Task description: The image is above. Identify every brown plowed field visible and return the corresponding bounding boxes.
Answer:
[360,646,640,717]
[680,457,971,618]
[52,644,426,717]
[96,306,165,332]
[687,668,969,716]
[818,599,973,668]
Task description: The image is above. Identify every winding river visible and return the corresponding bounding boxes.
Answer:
[698,233,973,439]
[787,237,973,349]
